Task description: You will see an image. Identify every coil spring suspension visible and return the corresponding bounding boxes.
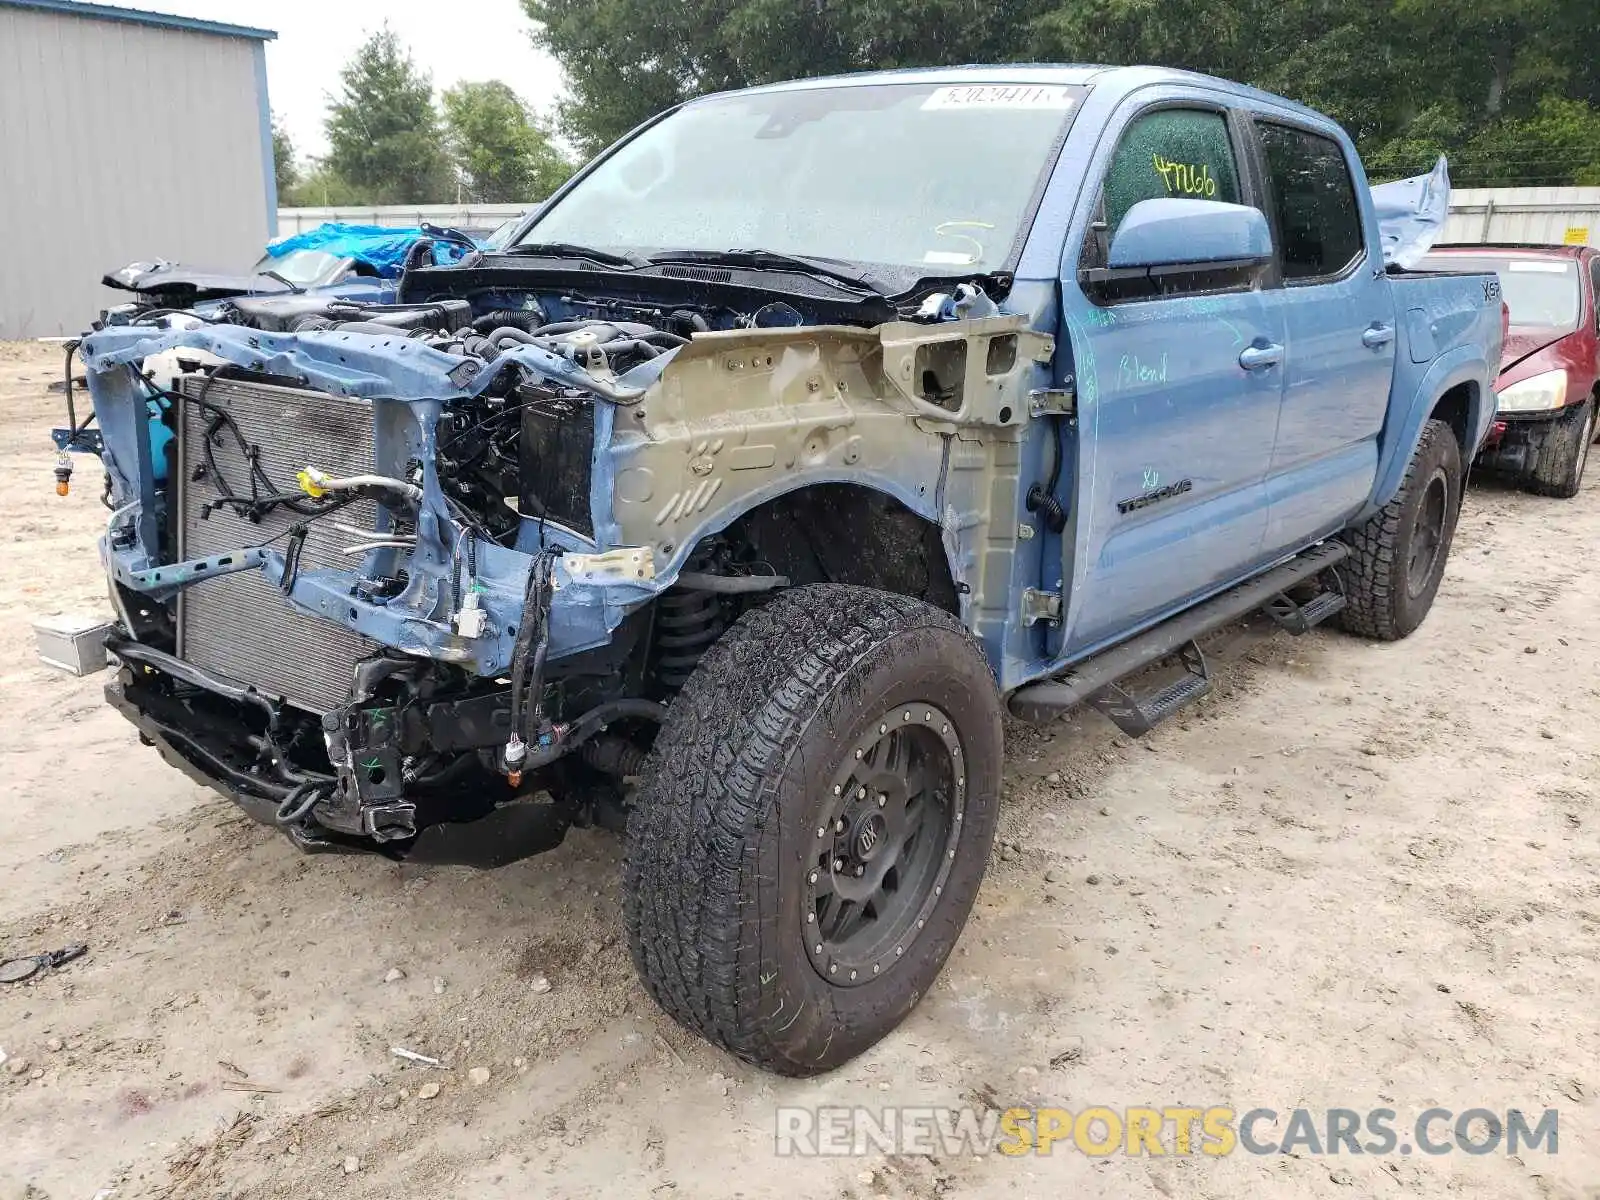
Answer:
[654,545,727,688]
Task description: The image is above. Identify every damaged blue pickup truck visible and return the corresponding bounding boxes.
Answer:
[67,66,1500,1075]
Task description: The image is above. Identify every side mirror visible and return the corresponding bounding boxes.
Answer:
[1109,198,1272,270]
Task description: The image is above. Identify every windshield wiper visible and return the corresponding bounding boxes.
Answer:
[503,242,646,268]
[646,248,887,295]
[257,270,304,293]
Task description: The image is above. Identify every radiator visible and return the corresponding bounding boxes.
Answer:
[177,374,380,713]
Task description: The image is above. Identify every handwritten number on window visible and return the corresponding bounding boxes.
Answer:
[1153,154,1217,198]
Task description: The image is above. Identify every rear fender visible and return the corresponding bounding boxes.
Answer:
[1364,345,1493,519]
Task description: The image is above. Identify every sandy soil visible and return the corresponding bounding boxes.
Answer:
[0,338,1595,1199]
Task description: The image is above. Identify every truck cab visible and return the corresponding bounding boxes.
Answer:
[1040,75,1459,654]
[67,65,1501,1078]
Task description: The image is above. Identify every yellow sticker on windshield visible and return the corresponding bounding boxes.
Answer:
[921,85,1077,111]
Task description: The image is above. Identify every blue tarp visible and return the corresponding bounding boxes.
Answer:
[1372,157,1452,270]
[264,223,472,278]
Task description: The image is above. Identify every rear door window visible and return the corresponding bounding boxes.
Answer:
[1256,123,1364,281]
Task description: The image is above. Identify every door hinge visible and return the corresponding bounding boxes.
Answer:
[1021,587,1062,626]
[1029,380,1076,418]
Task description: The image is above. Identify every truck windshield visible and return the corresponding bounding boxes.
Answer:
[519,82,1085,284]
[1429,256,1581,330]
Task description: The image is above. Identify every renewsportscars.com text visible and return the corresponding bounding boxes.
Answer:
[775,1105,1559,1158]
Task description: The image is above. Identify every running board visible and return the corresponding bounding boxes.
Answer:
[1008,541,1349,726]
[1085,640,1211,736]
[1263,588,1346,635]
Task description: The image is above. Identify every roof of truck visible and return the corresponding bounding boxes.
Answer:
[705,64,1333,125]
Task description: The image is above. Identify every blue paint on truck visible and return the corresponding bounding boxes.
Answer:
[64,65,1500,1074]
[78,61,1499,722]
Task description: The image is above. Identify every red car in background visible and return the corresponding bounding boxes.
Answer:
[1422,243,1600,498]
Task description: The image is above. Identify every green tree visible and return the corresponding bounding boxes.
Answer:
[1244,0,1406,148]
[523,0,1600,186]
[281,161,367,208]
[324,27,452,204]
[521,0,1037,158]
[271,117,298,199]
[442,80,572,202]
[1456,97,1600,186]
[1387,0,1593,121]
[1028,0,1270,85]
[1361,105,1468,182]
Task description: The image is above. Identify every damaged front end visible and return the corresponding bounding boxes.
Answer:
[78,279,1047,864]
[84,311,694,864]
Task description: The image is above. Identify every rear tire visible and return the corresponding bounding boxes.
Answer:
[1527,399,1594,499]
[623,584,1003,1076]
[1338,418,1462,641]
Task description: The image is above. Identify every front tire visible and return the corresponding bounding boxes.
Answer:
[1338,417,1462,641]
[624,584,1003,1076]
[1527,399,1594,499]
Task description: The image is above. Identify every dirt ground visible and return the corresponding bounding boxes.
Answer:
[0,337,1595,1199]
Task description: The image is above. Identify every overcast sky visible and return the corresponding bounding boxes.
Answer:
[100,0,567,159]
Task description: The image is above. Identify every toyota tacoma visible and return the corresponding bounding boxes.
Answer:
[59,66,1501,1076]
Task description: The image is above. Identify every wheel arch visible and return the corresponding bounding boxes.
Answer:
[676,479,963,616]
[1366,348,1492,518]
[1428,381,1478,495]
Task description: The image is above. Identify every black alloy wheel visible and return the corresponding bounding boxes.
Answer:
[803,704,963,986]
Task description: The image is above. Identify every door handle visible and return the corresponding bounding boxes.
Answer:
[1238,343,1284,371]
[1362,324,1395,349]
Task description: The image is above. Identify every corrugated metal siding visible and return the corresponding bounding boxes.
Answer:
[1443,187,1600,247]
[0,5,269,337]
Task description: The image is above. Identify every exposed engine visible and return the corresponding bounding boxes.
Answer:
[88,290,792,862]
[134,291,712,545]
[427,310,689,542]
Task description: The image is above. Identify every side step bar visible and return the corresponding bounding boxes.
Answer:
[1085,639,1212,737]
[1008,541,1349,726]
[1263,588,1346,634]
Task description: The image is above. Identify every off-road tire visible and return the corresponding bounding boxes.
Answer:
[1337,417,1462,641]
[623,584,1003,1076]
[1527,398,1595,499]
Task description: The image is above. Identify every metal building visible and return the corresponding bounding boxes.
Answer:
[1444,187,1600,248]
[0,0,276,338]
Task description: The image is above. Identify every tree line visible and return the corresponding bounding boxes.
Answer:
[272,27,573,208]
[274,3,1600,207]
[526,0,1600,187]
